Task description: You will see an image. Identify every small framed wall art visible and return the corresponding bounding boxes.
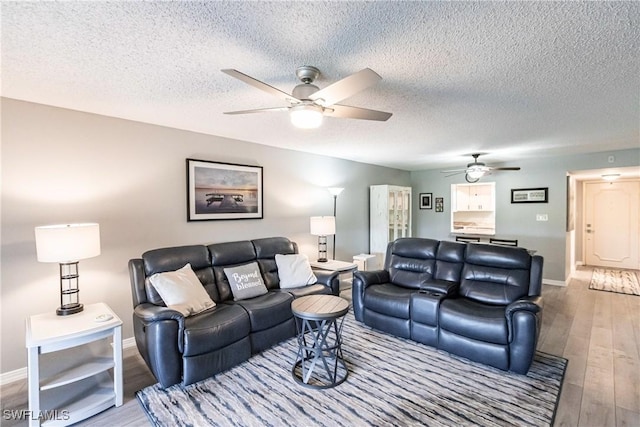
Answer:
[419,193,433,209]
[186,158,263,221]
[511,187,548,204]
[435,197,444,212]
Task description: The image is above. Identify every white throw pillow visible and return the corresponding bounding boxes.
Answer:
[149,263,216,317]
[275,254,318,289]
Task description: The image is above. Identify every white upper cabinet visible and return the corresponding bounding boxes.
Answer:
[453,183,495,211]
[451,182,496,235]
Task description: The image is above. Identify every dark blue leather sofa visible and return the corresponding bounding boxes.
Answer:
[352,237,543,374]
[129,237,339,387]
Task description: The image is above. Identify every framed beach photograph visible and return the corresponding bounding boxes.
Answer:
[187,159,263,221]
[419,193,433,209]
[511,187,548,204]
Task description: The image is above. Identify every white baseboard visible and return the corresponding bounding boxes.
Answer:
[0,367,27,386]
[543,278,569,287]
[0,337,137,386]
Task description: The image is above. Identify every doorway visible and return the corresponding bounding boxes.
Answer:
[568,166,640,279]
[583,180,640,270]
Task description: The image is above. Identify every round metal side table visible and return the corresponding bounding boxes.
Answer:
[291,294,349,389]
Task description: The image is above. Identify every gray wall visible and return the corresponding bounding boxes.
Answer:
[411,148,640,282]
[0,98,410,374]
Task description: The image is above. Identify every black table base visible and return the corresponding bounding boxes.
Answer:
[292,316,348,389]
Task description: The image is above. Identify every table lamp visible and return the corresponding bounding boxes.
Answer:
[310,216,335,262]
[34,223,101,315]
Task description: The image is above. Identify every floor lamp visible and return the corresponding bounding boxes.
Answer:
[327,187,344,260]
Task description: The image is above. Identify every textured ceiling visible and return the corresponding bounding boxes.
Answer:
[2,1,639,171]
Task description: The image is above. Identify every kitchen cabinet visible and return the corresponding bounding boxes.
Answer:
[451,182,496,235]
[370,185,411,268]
[453,183,495,211]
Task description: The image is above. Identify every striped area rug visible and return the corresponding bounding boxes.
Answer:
[589,268,640,296]
[137,313,567,427]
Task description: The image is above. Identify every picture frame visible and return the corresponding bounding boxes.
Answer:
[511,187,548,204]
[419,193,433,209]
[186,158,263,221]
[435,197,444,213]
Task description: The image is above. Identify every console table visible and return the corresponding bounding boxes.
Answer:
[25,303,123,426]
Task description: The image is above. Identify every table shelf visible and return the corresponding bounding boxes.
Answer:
[26,303,123,427]
[41,357,114,391]
[40,373,115,426]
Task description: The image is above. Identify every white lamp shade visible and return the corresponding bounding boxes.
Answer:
[290,105,324,129]
[310,216,335,236]
[35,223,101,263]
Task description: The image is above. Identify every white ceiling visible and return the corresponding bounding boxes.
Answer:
[2,1,639,171]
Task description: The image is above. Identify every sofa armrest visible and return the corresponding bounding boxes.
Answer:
[505,295,543,318]
[505,295,543,374]
[352,270,390,322]
[312,270,341,295]
[505,296,543,346]
[134,303,186,352]
[420,280,459,297]
[134,303,185,323]
[354,270,390,286]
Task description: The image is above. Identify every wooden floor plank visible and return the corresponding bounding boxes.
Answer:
[613,353,640,413]
[554,382,583,427]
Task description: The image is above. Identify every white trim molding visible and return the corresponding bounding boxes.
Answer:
[543,278,569,287]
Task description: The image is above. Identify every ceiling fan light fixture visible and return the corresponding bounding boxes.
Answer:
[466,167,486,180]
[290,104,324,129]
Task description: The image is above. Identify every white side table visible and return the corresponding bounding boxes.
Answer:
[310,259,358,292]
[26,302,123,426]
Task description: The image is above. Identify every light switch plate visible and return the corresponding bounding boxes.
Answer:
[536,214,549,221]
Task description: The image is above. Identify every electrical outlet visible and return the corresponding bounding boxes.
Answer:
[536,214,548,221]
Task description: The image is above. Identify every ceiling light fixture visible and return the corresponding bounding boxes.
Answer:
[290,104,324,129]
[465,166,486,182]
[601,173,621,181]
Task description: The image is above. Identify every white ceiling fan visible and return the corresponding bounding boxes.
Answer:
[442,153,521,183]
[221,66,392,129]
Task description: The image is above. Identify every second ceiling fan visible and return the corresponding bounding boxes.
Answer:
[442,153,521,183]
[222,66,392,129]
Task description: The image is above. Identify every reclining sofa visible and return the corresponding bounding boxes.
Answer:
[353,238,543,374]
[129,237,339,387]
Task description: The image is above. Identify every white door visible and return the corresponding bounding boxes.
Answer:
[584,180,640,269]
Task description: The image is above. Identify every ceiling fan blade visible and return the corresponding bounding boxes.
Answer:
[325,104,392,121]
[491,167,521,171]
[309,68,382,107]
[224,107,289,115]
[441,169,466,173]
[221,69,300,103]
[444,171,465,177]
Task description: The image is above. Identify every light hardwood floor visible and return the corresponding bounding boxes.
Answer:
[540,267,640,427]
[1,266,638,426]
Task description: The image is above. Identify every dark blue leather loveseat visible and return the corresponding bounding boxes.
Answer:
[352,237,543,374]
